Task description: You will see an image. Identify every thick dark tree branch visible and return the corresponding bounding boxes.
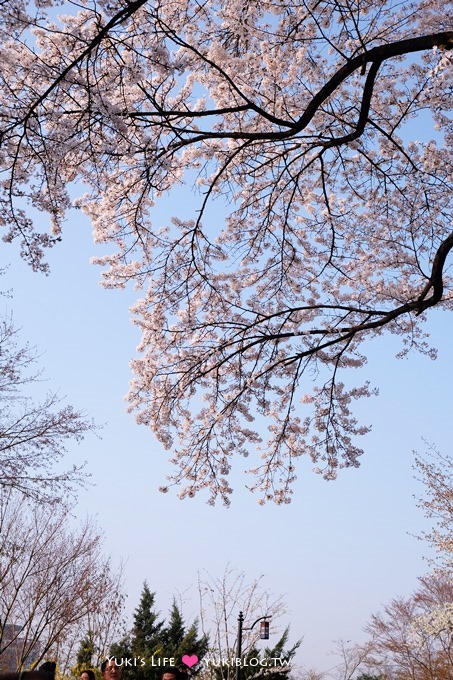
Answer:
[2,0,149,137]
[126,32,453,146]
[1,1,452,502]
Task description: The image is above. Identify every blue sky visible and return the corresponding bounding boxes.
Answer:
[1,205,449,674]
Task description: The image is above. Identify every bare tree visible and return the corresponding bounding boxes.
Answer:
[0,1,451,502]
[324,639,379,680]
[197,566,300,679]
[0,490,124,672]
[300,673,325,680]
[0,311,92,504]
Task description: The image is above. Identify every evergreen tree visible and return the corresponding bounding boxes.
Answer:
[209,627,300,680]
[244,627,300,680]
[132,582,164,657]
[161,601,209,675]
[109,584,208,679]
[76,631,95,667]
[71,631,100,680]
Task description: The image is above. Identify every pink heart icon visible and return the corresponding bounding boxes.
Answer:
[181,654,198,668]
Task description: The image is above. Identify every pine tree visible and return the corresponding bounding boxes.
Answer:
[210,627,300,680]
[71,631,99,680]
[109,585,208,679]
[132,582,164,657]
[161,601,209,675]
[76,632,95,667]
[109,583,163,680]
[247,626,300,680]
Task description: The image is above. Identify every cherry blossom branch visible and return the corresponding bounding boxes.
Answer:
[125,32,453,147]
[4,0,149,136]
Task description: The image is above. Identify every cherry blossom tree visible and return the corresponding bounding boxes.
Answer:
[0,0,451,503]
[410,444,452,653]
[362,574,453,680]
[413,444,453,572]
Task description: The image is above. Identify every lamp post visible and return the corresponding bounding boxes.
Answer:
[235,611,270,680]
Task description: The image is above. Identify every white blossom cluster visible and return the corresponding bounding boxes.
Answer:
[411,602,453,646]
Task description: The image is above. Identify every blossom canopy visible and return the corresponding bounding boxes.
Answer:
[0,0,452,503]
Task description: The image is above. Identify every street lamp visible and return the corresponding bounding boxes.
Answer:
[235,611,271,680]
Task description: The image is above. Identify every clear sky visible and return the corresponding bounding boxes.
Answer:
[1,203,449,675]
